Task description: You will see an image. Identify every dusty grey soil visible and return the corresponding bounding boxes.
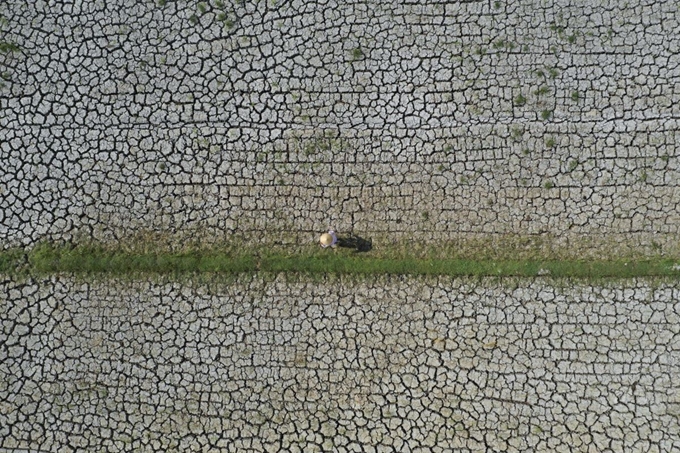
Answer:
[2,1,680,451]
[0,0,679,255]
[2,275,680,452]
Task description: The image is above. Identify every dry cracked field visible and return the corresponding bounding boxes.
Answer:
[1,0,680,451]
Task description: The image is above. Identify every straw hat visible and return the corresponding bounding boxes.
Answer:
[320,233,333,246]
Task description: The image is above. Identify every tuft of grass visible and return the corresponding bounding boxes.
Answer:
[492,39,506,50]
[511,126,523,140]
[0,41,20,54]
[639,170,648,183]
[534,86,549,96]
[541,109,552,120]
[514,94,527,106]
[351,47,364,61]
[545,137,556,147]
[543,180,555,189]
[571,90,580,101]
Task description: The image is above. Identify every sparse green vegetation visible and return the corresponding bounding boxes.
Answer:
[514,94,527,106]
[568,159,578,172]
[511,126,523,140]
[1,242,677,279]
[534,86,549,96]
[492,39,515,50]
[545,137,556,147]
[543,180,555,189]
[351,47,364,60]
[0,41,20,54]
[541,109,552,120]
[571,91,580,101]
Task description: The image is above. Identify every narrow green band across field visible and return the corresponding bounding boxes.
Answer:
[2,242,679,279]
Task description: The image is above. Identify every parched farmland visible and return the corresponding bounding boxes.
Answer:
[1,0,680,451]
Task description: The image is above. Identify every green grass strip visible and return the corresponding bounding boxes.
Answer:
[0,243,678,279]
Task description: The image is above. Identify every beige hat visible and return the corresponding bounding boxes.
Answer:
[320,233,333,246]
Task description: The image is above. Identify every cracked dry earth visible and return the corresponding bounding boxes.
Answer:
[2,0,680,452]
[1,276,680,452]
[0,0,679,252]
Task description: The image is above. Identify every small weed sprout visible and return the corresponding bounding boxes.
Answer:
[568,160,578,172]
[438,164,445,172]
[534,86,549,97]
[189,14,199,24]
[545,137,556,147]
[157,0,166,6]
[511,126,523,140]
[493,1,502,9]
[514,94,527,106]
[571,91,580,101]
[543,181,555,189]
[549,68,559,79]
[568,34,577,43]
[351,47,364,60]
[198,2,207,13]
[0,41,20,53]
[541,109,552,120]
[639,170,648,183]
